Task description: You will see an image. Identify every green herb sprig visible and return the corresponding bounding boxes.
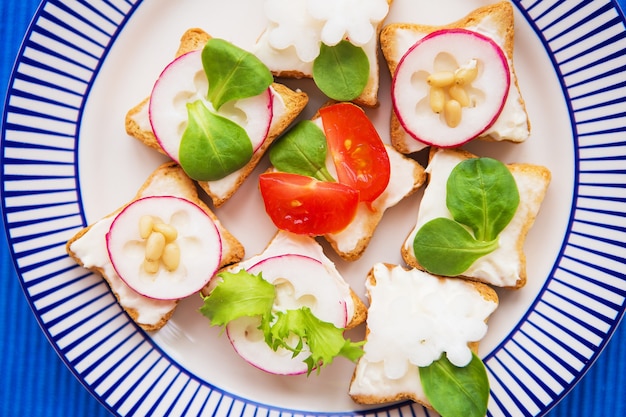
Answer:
[312,40,370,101]
[179,38,273,181]
[200,269,364,375]
[413,157,519,276]
[420,352,490,417]
[269,120,335,182]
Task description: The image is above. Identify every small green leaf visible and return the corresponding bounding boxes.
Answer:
[199,270,275,327]
[179,100,253,181]
[202,38,273,110]
[447,158,519,241]
[269,121,334,182]
[419,352,490,417]
[313,40,369,101]
[413,218,498,276]
[270,307,364,375]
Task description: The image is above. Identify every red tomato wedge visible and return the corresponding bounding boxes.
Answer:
[320,102,391,203]
[259,172,359,235]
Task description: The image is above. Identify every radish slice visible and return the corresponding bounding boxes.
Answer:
[392,29,510,147]
[106,196,222,300]
[148,50,273,162]
[226,254,348,375]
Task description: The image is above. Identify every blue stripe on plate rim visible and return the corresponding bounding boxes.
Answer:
[2,0,626,416]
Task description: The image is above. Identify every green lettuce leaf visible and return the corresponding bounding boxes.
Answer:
[199,270,275,328]
[199,269,363,375]
[270,307,364,375]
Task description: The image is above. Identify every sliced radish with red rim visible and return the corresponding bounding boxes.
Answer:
[106,196,222,300]
[392,28,510,147]
[225,254,348,375]
[148,50,273,162]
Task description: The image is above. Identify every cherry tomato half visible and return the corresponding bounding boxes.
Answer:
[259,172,359,235]
[320,102,391,203]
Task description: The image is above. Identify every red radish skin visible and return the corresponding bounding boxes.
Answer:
[225,254,348,375]
[148,50,273,162]
[106,196,222,300]
[392,29,510,147]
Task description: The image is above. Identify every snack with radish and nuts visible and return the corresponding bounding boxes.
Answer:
[125,28,308,207]
[66,162,244,331]
[200,230,367,375]
[380,1,530,153]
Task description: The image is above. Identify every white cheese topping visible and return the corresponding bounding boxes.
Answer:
[404,149,549,287]
[254,0,388,77]
[349,263,497,399]
[391,16,529,152]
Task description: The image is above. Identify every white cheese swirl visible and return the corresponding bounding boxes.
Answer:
[263,0,389,62]
[349,263,497,400]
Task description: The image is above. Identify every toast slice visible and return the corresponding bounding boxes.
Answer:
[349,262,498,408]
[380,1,530,154]
[401,147,551,289]
[66,162,245,331]
[252,0,393,107]
[125,28,309,207]
[265,104,426,261]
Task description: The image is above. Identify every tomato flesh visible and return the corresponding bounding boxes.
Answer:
[320,102,391,203]
[259,172,359,235]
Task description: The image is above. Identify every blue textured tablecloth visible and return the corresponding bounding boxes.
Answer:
[1,1,626,416]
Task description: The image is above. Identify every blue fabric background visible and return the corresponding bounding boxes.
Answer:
[1,1,625,416]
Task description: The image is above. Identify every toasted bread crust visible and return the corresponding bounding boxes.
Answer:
[66,162,244,331]
[124,28,308,207]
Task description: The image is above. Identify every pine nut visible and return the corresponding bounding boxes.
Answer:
[153,222,178,242]
[455,64,478,85]
[143,259,160,274]
[429,86,446,113]
[427,71,455,88]
[449,84,470,107]
[139,215,154,239]
[444,99,463,128]
[145,231,166,261]
[162,243,181,271]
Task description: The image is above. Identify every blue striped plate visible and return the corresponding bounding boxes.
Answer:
[2,1,626,416]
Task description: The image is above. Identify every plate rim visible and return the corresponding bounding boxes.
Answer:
[2,0,626,416]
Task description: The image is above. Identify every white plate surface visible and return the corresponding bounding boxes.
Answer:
[2,0,626,416]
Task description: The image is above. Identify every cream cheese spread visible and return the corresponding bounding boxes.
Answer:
[306,118,421,255]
